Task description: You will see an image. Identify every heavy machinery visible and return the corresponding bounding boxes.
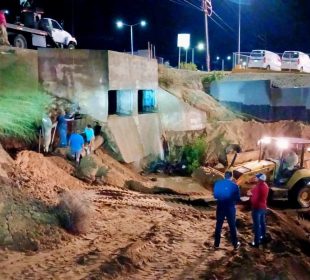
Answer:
[2,1,76,49]
[194,137,310,208]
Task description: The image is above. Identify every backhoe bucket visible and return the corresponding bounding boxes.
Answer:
[192,167,224,191]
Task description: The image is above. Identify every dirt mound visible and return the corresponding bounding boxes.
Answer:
[0,143,13,179]
[92,149,149,188]
[159,66,237,121]
[15,151,87,203]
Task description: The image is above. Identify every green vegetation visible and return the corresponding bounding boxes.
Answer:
[182,137,207,174]
[0,90,51,142]
[180,62,198,71]
[96,166,109,178]
[75,156,97,179]
[202,72,224,94]
[0,55,51,142]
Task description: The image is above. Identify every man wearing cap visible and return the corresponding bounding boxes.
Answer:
[213,171,241,250]
[248,173,269,248]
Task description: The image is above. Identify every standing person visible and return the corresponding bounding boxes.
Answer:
[213,171,241,250]
[0,10,10,46]
[57,109,74,147]
[42,113,57,154]
[161,133,169,160]
[68,129,84,165]
[84,124,95,154]
[247,173,269,248]
[94,121,102,137]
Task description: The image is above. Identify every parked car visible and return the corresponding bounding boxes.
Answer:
[281,51,310,73]
[248,50,281,71]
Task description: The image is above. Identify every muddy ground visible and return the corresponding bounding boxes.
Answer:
[0,145,309,280]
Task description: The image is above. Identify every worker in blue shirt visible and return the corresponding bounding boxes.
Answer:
[213,171,241,250]
[68,129,84,165]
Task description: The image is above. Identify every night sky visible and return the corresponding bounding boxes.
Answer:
[1,0,310,68]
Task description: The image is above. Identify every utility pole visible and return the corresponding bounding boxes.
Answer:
[202,0,212,72]
[238,0,241,65]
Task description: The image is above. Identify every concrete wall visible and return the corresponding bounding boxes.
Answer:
[107,114,162,163]
[108,51,158,90]
[211,79,310,121]
[157,88,207,131]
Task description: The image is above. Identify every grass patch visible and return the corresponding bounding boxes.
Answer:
[0,90,52,142]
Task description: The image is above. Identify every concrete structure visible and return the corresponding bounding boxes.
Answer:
[1,48,208,164]
[211,80,310,121]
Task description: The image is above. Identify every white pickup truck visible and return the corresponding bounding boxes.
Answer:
[7,10,77,49]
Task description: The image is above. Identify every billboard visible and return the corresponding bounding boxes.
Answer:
[177,34,190,49]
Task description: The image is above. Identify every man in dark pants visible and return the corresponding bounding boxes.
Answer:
[248,173,269,248]
[213,171,241,250]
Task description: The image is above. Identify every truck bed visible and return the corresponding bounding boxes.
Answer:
[7,23,48,36]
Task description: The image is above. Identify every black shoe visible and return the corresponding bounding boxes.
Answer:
[234,242,241,250]
[249,241,259,248]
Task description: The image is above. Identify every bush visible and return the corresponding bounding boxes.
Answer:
[202,72,224,93]
[75,156,97,180]
[180,62,198,71]
[182,137,207,174]
[95,166,109,178]
[56,192,91,234]
[0,90,51,141]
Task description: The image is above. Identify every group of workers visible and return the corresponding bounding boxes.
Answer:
[213,171,269,249]
[41,109,101,165]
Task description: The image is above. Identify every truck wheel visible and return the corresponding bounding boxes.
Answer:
[67,42,76,50]
[290,184,310,208]
[14,34,27,49]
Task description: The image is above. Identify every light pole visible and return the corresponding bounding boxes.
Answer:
[216,55,232,71]
[238,0,241,64]
[116,20,147,55]
[192,42,205,64]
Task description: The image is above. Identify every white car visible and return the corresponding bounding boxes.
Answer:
[248,50,281,71]
[39,18,77,49]
[281,51,310,73]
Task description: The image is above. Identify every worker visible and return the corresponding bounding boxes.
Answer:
[247,173,269,248]
[68,129,84,165]
[94,121,102,137]
[213,171,241,250]
[161,133,169,160]
[42,113,57,154]
[84,124,95,154]
[0,10,10,46]
[283,150,298,173]
[57,109,74,147]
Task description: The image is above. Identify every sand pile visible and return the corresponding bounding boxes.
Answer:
[159,66,236,121]
[15,151,87,203]
[93,149,149,188]
[2,183,308,279]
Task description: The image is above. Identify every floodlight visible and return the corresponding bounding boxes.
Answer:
[259,137,271,145]
[276,138,289,150]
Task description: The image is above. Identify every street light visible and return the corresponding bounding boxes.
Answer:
[116,19,147,55]
[216,55,231,71]
[192,42,205,64]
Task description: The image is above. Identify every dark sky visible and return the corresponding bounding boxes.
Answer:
[2,0,310,68]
